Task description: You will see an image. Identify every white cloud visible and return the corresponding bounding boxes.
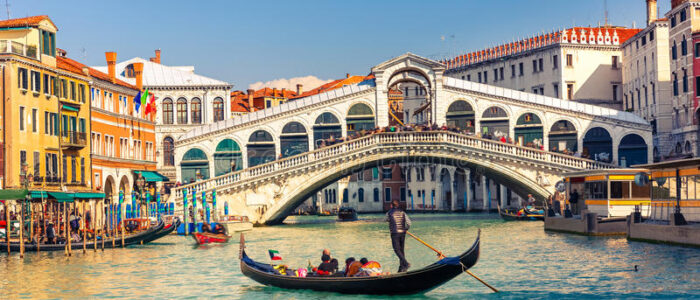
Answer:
[248,75,332,92]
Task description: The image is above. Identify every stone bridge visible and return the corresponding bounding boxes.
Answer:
[170,53,651,224]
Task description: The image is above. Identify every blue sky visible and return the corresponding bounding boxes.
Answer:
[12,0,669,90]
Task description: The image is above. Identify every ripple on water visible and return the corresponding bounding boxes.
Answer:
[1,214,699,299]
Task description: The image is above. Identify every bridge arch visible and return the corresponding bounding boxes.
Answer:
[247,130,276,167]
[386,67,434,90]
[480,105,510,138]
[214,138,243,176]
[181,148,210,183]
[280,121,309,158]
[514,112,544,147]
[617,133,648,167]
[582,127,613,162]
[445,99,476,132]
[259,149,553,224]
[312,111,343,148]
[346,102,375,136]
[548,119,578,153]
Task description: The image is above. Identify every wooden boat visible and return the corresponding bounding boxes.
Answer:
[337,207,358,221]
[498,203,544,221]
[141,218,180,244]
[0,221,165,252]
[218,215,253,233]
[192,232,231,244]
[239,231,481,295]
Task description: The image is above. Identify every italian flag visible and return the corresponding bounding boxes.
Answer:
[268,250,282,261]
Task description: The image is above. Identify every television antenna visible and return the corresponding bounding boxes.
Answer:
[5,0,10,20]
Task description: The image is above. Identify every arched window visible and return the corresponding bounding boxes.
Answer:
[676,142,683,154]
[685,141,692,153]
[347,103,375,136]
[214,139,242,176]
[582,127,613,162]
[247,130,275,167]
[191,98,202,124]
[682,35,688,56]
[163,137,174,166]
[213,97,224,122]
[514,113,543,147]
[280,122,309,158]
[358,188,365,203]
[446,100,475,132]
[162,98,173,125]
[548,120,577,153]
[176,98,188,124]
[180,148,209,183]
[374,188,380,202]
[618,134,648,167]
[313,112,342,148]
[480,106,509,138]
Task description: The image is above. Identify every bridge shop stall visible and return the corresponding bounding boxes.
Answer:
[544,169,651,236]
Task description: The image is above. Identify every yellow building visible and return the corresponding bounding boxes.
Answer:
[0,15,94,199]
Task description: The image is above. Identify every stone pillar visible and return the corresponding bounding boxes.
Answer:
[451,173,458,211]
[501,185,507,208]
[465,169,471,212]
[482,175,488,211]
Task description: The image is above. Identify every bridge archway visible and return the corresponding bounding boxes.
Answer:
[313,112,342,148]
[280,122,309,158]
[387,69,432,126]
[214,139,242,176]
[260,151,553,224]
[549,120,578,153]
[104,175,116,202]
[514,112,543,147]
[346,103,375,136]
[480,106,509,138]
[446,100,475,132]
[583,127,613,162]
[181,148,209,183]
[247,130,276,167]
[618,133,648,167]
[440,168,452,210]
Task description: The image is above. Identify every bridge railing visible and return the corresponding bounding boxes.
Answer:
[171,131,613,199]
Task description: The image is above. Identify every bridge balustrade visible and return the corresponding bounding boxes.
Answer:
[172,131,613,200]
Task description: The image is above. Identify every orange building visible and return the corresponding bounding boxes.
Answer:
[79,52,159,203]
[230,87,297,115]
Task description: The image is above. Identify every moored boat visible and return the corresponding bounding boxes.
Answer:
[498,203,544,221]
[192,232,231,244]
[141,218,180,244]
[239,231,481,295]
[218,215,253,233]
[337,207,358,221]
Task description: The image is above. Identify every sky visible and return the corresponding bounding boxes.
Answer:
[10,0,670,91]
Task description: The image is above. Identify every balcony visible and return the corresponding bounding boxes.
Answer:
[0,40,38,59]
[61,131,87,149]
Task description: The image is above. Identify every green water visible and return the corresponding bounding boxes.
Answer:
[1,213,698,299]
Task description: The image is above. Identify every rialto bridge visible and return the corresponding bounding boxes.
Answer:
[171,53,651,224]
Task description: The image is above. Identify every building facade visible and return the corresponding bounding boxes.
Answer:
[93,52,232,183]
[443,27,642,110]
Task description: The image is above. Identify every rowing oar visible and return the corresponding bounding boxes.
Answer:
[406,231,499,293]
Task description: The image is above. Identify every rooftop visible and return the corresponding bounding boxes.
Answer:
[93,57,231,88]
[0,15,56,29]
[57,55,138,90]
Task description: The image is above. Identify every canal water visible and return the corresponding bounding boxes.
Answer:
[1,213,698,299]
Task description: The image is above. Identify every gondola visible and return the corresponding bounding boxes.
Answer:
[337,207,358,221]
[0,221,165,252]
[192,232,231,244]
[141,218,180,244]
[498,203,544,221]
[239,231,480,295]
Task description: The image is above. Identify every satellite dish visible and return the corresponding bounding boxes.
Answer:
[555,181,566,193]
[634,172,650,187]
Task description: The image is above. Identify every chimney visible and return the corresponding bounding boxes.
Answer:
[281,88,286,98]
[272,88,278,98]
[105,52,117,83]
[646,0,658,26]
[296,84,303,95]
[247,89,255,112]
[154,49,161,64]
[346,73,350,78]
[133,62,144,91]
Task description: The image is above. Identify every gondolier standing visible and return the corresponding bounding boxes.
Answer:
[386,200,411,272]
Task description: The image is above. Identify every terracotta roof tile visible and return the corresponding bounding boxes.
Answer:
[0,15,56,29]
[291,75,369,99]
[57,56,138,90]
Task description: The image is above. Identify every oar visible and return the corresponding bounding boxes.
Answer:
[406,231,499,293]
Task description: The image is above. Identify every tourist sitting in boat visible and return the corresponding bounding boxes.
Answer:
[344,257,363,277]
[354,259,386,277]
[315,254,335,275]
[212,224,226,235]
[202,223,212,233]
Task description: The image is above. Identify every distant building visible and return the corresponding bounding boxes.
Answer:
[230,87,297,114]
[443,26,642,110]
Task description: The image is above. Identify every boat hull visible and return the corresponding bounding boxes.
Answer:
[192,232,231,244]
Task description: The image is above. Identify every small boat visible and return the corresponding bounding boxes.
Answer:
[239,231,480,295]
[218,215,253,233]
[141,218,180,244]
[498,203,544,221]
[192,232,231,245]
[337,207,358,221]
[0,221,165,252]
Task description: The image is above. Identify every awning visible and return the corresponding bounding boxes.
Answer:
[48,192,74,202]
[72,192,105,199]
[62,105,79,112]
[0,189,28,200]
[29,190,48,199]
[134,171,169,182]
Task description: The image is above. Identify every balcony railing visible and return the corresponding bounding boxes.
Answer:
[61,131,87,148]
[0,40,39,59]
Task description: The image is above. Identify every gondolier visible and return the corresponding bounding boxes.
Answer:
[385,200,411,272]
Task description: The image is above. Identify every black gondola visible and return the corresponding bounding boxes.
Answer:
[497,203,544,221]
[0,221,165,252]
[141,218,180,244]
[239,231,481,295]
[337,207,358,221]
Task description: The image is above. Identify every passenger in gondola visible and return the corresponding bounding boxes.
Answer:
[345,257,363,277]
[202,222,212,233]
[212,223,226,235]
[315,254,334,276]
[46,222,56,244]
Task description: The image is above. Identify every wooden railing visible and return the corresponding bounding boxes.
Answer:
[171,131,614,200]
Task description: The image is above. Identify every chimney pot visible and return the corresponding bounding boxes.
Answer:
[133,62,144,91]
[296,84,303,95]
[346,73,350,78]
[105,52,117,83]
[646,0,658,26]
[154,49,161,64]
[247,89,255,112]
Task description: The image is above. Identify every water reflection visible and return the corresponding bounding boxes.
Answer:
[1,214,699,299]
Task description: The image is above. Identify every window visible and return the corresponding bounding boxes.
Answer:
[358,188,364,203]
[493,69,498,81]
[671,14,676,27]
[478,72,482,83]
[31,108,37,133]
[642,36,646,46]
[20,150,26,174]
[384,187,391,203]
[357,170,364,181]
[70,81,76,100]
[44,111,49,134]
[539,87,544,95]
[372,167,379,180]
[30,71,40,92]
[644,86,648,107]
[499,67,504,80]
[80,157,85,184]
[374,188,380,202]
[18,68,28,90]
[483,72,487,83]
[683,70,688,93]
[342,188,348,203]
[400,187,406,202]
[511,64,516,77]
[630,93,635,110]
[673,73,679,96]
[163,137,174,166]
[696,42,700,57]
[33,151,40,177]
[650,30,654,41]
[382,167,392,179]
[681,8,687,22]
[19,106,25,131]
[566,54,573,66]
[213,97,225,122]
[566,84,574,100]
[51,76,58,96]
[191,98,202,124]
[553,55,558,69]
[532,60,537,73]
[672,41,677,60]
[612,56,619,69]
[682,36,688,56]
[519,62,524,76]
[78,84,86,103]
[652,83,656,104]
[79,118,85,133]
[553,83,559,98]
[538,58,543,72]
[177,98,187,124]
[612,84,618,101]
[266,100,272,108]
[60,79,67,98]
[162,98,174,124]
[71,156,76,183]
[466,74,471,81]
[696,77,700,97]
